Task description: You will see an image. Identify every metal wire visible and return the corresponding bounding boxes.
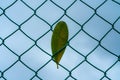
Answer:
[0,0,120,80]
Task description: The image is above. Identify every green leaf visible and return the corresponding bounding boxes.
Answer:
[51,21,69,69]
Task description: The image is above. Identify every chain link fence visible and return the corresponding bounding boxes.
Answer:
[0,0,120,80]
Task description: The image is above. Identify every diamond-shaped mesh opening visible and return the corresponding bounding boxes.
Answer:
[0,0,120,80]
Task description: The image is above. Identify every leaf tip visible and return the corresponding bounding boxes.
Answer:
[57,64,59,69]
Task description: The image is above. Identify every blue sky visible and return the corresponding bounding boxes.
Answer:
[0,0,120,80]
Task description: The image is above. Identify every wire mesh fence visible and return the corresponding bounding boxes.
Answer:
[0,0,120,80]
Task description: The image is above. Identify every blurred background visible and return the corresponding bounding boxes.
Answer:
[0,0,120,80]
